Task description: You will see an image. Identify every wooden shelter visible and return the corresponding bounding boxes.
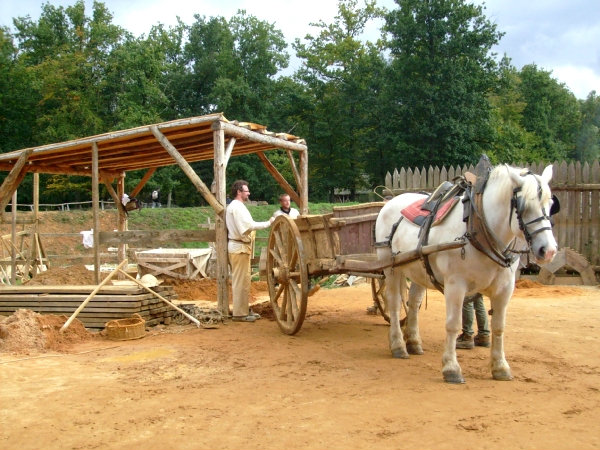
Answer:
[0,113,308,316]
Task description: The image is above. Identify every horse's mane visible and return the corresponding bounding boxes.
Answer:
[487,164,551,205]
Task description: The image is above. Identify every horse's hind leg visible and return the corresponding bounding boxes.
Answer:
[404,282,425,355]
[385,268,409,359]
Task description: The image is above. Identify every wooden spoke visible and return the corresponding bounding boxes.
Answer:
[266,215,308,335]
[370,276,407,326]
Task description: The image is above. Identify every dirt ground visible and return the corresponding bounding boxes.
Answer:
[1,278,599,450]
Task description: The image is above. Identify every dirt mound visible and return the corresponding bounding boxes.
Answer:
[162,278,269,302]
[515,279,544,289]
[249,299,275,320]
[515,278,594,297]
[0,309,93,354]
[25,265,96,285]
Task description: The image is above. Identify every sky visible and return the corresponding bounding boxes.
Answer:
[1,0,599,99]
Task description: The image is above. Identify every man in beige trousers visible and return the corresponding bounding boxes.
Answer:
[226,180,274,322]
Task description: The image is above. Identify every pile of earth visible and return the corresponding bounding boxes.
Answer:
[0,309,94,354]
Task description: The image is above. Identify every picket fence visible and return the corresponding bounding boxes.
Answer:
[383,160,600,266]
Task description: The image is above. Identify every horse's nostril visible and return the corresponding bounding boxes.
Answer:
[538,246,546,258]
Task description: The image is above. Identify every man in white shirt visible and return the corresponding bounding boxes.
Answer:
[226,180,274,322]
[271,193,300,220]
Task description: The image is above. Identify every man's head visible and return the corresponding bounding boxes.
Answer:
[279,193,291,210]
[231,180,250,202]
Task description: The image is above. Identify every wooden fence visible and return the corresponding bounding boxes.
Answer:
[383,160,600,266]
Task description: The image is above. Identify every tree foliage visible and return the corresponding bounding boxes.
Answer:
[382,0,503,168]
[0,0,596,205]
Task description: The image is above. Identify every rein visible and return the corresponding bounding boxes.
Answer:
[509,173,553,248]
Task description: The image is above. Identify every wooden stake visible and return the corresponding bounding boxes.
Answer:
[60,259,128,332]
[116,269,203,328]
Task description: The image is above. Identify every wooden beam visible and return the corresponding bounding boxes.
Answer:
[151,125,224,215]
[0,114,224,163]
[102,180,127,216]
[299,149,309,214]
[217,121,307,152]
[213,124,230,316]
[286,149,302,190]
[92,143,100,284]
[11,191,17,284]
[256,151,300,205]
[224,137,236,166]
[117,172,127,265]
[130,167,156,197]
[0,149,32,214]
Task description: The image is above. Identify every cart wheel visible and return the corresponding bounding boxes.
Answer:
[371,276,407,326]
[266,215,309,335]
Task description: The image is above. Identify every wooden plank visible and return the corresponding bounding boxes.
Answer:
[0,292,176,303]
[574,161,582,257]
[0,285,175,294]
[591,160,599,265]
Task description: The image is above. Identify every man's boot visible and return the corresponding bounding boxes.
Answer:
[474,334,490,347]
[456,333,474,349]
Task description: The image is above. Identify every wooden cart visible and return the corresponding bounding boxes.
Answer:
[264,202,464,334]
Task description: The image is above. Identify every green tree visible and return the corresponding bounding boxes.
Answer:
[294,0,386,200]
[518,64,581,161]
[103,22,186,129]
[12,1,126,143]
[382,0,503,168]
[575,91,599,162]
[487,56,540,163]
[0,27,36,152]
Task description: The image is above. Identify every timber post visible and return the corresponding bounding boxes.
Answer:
[213,121,229,317]
[92,143,100,284]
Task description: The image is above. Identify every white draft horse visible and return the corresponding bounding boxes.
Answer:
[375,164,558,383]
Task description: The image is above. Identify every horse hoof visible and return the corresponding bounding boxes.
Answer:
[492,369,514,381]
[391,348,409,359]
[443,370,465,384]
[406,343,424,355]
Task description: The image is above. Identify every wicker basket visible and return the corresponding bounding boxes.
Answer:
[105,313,146,341]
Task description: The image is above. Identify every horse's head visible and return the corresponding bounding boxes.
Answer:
[508,165,558,264]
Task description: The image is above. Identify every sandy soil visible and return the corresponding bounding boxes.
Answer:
[1,279,599,450]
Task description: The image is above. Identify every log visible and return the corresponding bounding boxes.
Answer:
[151,125,223,214]
[60,259,128,332]
[116,269,203,328]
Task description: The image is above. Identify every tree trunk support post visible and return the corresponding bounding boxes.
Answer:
[213,122,230,317]
[0,149,32,216]
[92,143,101,285]
[299,149,308,214]
[150,125,223,215]
[117,172,127,273]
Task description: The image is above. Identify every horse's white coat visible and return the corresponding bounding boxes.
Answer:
[375,165,558,383]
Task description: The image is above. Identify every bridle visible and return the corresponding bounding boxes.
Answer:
[509,171,559,248]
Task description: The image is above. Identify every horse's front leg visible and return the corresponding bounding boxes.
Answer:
[442,283,466,383]
[489,282,514,381]
[385,268,409,359]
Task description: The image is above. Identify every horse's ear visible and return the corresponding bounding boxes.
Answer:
[541,165,553,183]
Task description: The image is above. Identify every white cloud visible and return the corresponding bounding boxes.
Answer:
[552,66,599,99]
[3,0,599,98]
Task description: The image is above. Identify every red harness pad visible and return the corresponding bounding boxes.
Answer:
[401,197,460,226]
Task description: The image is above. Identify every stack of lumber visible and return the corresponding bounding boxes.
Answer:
[0,285,178,329]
